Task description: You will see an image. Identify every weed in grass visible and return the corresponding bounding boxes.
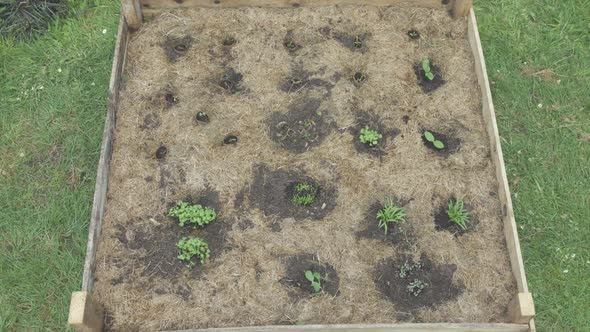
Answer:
[422,58,435,81]
[359,126,382,147]
[168,201,216,227]
[423,130,444,149]
[447,198,469,230]
[376,197,406,234]
[0,0,68,40]
[176,237,210,267]
[291,182,317,206]
[304,270,322,293]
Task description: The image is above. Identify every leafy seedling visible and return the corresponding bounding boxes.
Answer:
[447,198,469,230]
[407,30,420,39]
[196,111,209,123]
[376,197,406,234]
[291,182,317,206]
[176,237,210,267]
[423,130,445,149]
[168,201,216,227]
[305,270,322,293]
[353,72,366,83]
[399,260,423,278]
[224,135,238,144]
[359,126,382,147]
[406,278,427,296]
[353,36,362,48]
[285,39,297,50]
[422,58,435,81]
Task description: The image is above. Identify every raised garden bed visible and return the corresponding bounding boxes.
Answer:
[68,1,536,331]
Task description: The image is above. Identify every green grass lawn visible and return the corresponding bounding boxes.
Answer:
[0,0,588,330]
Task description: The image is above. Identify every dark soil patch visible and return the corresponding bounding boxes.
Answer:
[268,98,334,153]
[351,111,400,156]
[420,129,461,157]
[222,36,236,46]
[249,164,337,220]
[402,115,410,124]
[236,218,254,231]
[280,68,332,94]
[320,27,370,53]
[136,223,192,279]
[433,200,476,236]
[283,30,302,54]
[407,29,420,40]
[281,254,339,297]
[270,221,282,232]
[374,255,463,312]
[219,68,244,94]
[414,61,445,93]
[356,201,415,249]
[164,36,193,62]
[165,93,178,107]
[140,113,161,130]
[223,135,238,145]
[195,111,209,123]
[352,71,367,87]
[155,145,168,160]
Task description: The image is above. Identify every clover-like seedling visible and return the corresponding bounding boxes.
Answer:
[291,182,317,206]
[359,126,382,147]
[168,201,216,227]
[305,270,322,293]
[423,130,445,149]
[406,278,428,296]
[422,58,435,81]
[176,237,210,267]
[447,198,469,230]
[376,197,406,234]
[353,36,362,48]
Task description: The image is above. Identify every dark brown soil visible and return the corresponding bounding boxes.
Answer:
[351,111,400,156]
[222,36,237,46]
[280,67,333,94]
[155,145,168,160]
[320,27,370,53]
[414,61,445,93]
[268,98,334,153]
[433,200,476,236]
[140,113,161,130]
[249,164,337,220]
[164,36,193,62]
[219,68,244,94]
[374,255,463,313]
[407,29,420,40]
[420,129,461,157]
[356,201,415,249]
[165,93,178,107]
[281,254,340,297]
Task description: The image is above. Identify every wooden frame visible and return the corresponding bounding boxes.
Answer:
[68,1,535,331]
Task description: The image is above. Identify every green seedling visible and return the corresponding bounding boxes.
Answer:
[353,72,366,83]
[399,260,423,278]
[406,278,428,296]
[176,237,210,267]
[291,182,317,206]
[168,201,216,227]
[285,39,297,50]
[359,126,382,147]
[447,198,470,230]
[423,130,445,149]
[376,197,406,234]
[305,270,322,293]
[353,36,362,48]
[422,58,435,81]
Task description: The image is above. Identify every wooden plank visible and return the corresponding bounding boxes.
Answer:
[81,14,129,293]
[140,0,444,12]
[452,0,471,17]
[508,293,535,324]
[169,323,530,332]
[68,291,104,332]
[123,0,143,29]
[467,8,535,329]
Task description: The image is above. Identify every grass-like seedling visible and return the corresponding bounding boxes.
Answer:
[406,278,427,296]
[0,0,68,40]
[447,198,469,230]
[168,201,216,227]
[177,237,210,267]
[291,182,317,206]
[422,58,435,81]
[376,197,406,234]
[423,130,445,149]
[304,270,322,293]
[359,126,382,147]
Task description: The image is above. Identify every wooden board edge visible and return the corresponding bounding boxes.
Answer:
[167,323,530,332]
[80,14,129,293]
[68,291,104,331]
[467,8,535,327]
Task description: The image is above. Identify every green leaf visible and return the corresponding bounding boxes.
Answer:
[423,131,435,142]
[305,270,314,282]
[433,140,445,149]
[422,58,431,73]
[425,72,435,81]
[312,281,321,292]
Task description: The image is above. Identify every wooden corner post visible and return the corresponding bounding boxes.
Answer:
[508,292,535,324]
[122,0,143,29]
[452,0,473,17]
[68,291,104,332]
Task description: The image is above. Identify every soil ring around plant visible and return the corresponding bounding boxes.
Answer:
[249,164,337,221]
[283,30,302,54]
[351,111,400,157]
[218,68,245,94]
[268,98,335,153]
[356,199,416,250]
[414,61,445,93]
[407,29,420,40]
[163,36,193,62]
[433,197,477,236]
[420,129,461,157]
[374,255,464,313]
[280,254,340,298]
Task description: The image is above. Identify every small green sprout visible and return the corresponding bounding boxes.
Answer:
[291,182,317,206]
[406,279,428,296]
[447,198,470,230]
[176,237,210,267]
[353,72,366,83]
[168,201,216,227]
[353,36,362,48]
[422,58,435,81]
[359,126,382,147]
[423,130,445,149]
[376,197,406,234]
[285,39,297,50]
[304,270,322,293]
